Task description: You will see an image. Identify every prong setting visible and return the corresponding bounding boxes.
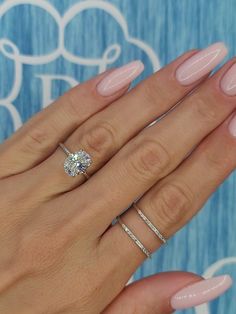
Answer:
[63,150,92,177]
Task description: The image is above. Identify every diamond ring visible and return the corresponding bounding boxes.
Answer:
[59,143,92,179]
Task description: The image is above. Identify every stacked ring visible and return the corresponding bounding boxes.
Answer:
[117,202,167,258]
[59,142,166,259]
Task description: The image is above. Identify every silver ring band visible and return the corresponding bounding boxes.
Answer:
[133,202,167,244]
[59,142,71,156]
[117,216,151,259]
[59,143,92,178]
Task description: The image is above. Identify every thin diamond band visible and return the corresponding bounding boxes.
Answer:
[117,216,151,258]
[133,202,167,244]
[59,142,71,156]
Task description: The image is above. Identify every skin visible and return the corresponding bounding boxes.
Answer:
[0,49,235,313]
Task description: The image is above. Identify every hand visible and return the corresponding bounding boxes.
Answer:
[0,42,233,313]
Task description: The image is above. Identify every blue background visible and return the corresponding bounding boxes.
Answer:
[0,0,235,313]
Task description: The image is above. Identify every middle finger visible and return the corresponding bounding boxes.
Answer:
[66,56,236,236]
[24,43,227,199]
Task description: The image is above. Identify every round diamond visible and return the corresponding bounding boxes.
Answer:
[64,150,92,177]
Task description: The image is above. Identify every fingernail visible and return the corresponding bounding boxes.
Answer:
[176,42,228,85]
[171,275,233,310]
[220,63,236,96]
[97,60,144,96]
[228,113,236,136]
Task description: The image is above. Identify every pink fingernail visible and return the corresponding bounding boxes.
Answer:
[220,63,236,96]
[228,113,236,137]
[171,275,233,310]
[176,42,228,85]
[97,60,144,96]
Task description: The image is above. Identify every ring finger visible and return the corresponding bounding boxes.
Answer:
[26,43,226,198]
[101,110,236,276]
[0,65,138,179]
[65,55,236,238]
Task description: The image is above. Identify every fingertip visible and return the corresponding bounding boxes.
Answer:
[170,274,233,310]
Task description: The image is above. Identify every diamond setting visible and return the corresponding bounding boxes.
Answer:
[64,150,92,177]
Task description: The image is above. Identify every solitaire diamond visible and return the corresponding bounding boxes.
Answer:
[64,150,92,177]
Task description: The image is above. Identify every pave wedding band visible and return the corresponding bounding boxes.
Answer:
[133,202,167,244]
[117,216,151,258]
[117,203,167,258]
[59,143,92,178]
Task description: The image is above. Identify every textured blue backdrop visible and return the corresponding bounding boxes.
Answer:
[0,1,235,313]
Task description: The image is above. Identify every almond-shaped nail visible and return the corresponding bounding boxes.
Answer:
[171,275,233,310]
[176,42,228,85]
[228,113,236,136]
[220,63,236,96]
[97,60,144,96]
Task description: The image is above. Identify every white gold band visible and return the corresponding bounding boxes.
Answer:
[117,216,151,259]
[133,202,167,244]
[117,203,167,258]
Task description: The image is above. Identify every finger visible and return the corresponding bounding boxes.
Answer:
[24,44,227,199]
[0,61,143,178]
[102,111,236,271]
[103,272,201,314]
[65,55,236,237]
[103,272,232,314]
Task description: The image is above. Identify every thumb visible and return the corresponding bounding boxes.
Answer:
[103,271,232,314]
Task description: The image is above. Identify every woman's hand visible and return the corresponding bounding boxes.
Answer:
[0,42,234,313]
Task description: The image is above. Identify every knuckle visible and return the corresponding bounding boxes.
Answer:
[204,148,230,174]
[65,88,86,117]
[127,139,170,181]
[149,181,193,228]
[142,78,168,107]
[83,121,117,158]
[23,126,52,155]
[193,95,218,124]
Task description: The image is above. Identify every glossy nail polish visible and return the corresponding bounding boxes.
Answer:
[97,60,144,96]
[220,63,236,96]
[176,42,228,85]
[171,275,233,310]
[228,113,236,136]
